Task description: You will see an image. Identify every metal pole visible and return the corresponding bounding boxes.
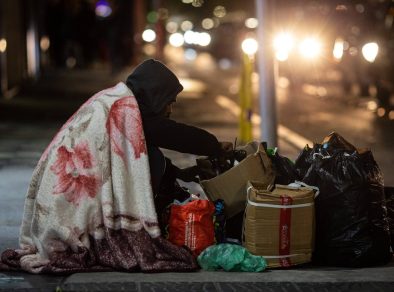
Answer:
[255,0,277,147]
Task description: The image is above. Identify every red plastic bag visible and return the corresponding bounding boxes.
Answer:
[169,199,215,257]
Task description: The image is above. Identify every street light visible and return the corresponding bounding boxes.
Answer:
[299,37,322,59]
[169,33,184,47]
[241,38,258,57]
[184,30,197,44]
[198,32,211,46]
[333,38,344,61]
[362,42,379,63]
[273,32,294,62]
[142,29,156,42]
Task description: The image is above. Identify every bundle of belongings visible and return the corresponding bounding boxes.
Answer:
[295,132,392,267]
[188,132,392,269]
[5,110,391,275]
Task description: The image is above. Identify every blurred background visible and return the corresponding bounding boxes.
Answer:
[0,0,393,105]
[0,0,393,181]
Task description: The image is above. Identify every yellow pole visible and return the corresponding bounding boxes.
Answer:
[239,52,253,144]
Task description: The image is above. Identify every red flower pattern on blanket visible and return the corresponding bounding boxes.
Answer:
[39,86,116,164]
[106,96,147,162]
[50,141,100,205]
[0,84,197,274]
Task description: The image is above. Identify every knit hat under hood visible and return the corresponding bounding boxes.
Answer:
[126,59,184,116]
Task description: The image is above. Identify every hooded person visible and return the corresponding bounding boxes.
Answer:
[1,59,227,274]
[126,59,233,209]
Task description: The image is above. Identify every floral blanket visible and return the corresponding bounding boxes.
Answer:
[0,82,197,273]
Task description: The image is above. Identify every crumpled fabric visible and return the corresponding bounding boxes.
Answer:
[0,82,197,274]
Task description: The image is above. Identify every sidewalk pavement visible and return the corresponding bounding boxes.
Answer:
[0,67,393,291]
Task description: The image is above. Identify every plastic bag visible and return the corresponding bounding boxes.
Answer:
[169,199,215,257]
[295,132,392,267]
[267,147,300,185]
[197,243,267,272]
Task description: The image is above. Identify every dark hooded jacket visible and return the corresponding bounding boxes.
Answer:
[126,59,222,157]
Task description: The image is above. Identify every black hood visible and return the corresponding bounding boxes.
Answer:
[126,59,183,116]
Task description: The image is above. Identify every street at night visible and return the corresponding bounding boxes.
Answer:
[1,0,394,291]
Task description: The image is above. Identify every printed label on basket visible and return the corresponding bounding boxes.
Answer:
[279,195,292,267]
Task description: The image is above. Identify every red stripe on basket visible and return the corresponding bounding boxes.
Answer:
[279,195,292,267]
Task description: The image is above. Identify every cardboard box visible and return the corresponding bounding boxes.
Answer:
[243,181,315,268]
[200,142,275,218]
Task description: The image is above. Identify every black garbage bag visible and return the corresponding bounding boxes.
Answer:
[268,148,300,185]
[295,132,392,267]
[225,210,244,242]
[385,187,394,251]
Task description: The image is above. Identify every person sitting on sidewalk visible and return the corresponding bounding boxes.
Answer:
[125,59,233,219]
[0,59,231,274]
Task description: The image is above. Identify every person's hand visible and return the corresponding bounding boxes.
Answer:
[176,166,200,183]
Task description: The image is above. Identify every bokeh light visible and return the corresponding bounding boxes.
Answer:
[202,18,214,30]
[166,21,178,33]
[184,48,197,61]
[218,58,232,70]
[275,51,289,62]
[192,0,204,7]
[377,107,386,117]
[142,29,156,42]
[241,38,258,55]
[143,44,156,56]
[147,11,158,23]
[273,32,294,61]
[367,101,378,111]
[40,36,50,51]
[0,38,7,53]
[181,20,193,31]
[184,30,197,44]
[183,31,211,46]
[213,6,226,18]
[333,38,344,60]
[299,37,322,59]
[198,32,211,46]
[362,42,379,63]
[66,57,76,68]
[169,33,184,47]
[245,18,258,29]
[95,0,112,17]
